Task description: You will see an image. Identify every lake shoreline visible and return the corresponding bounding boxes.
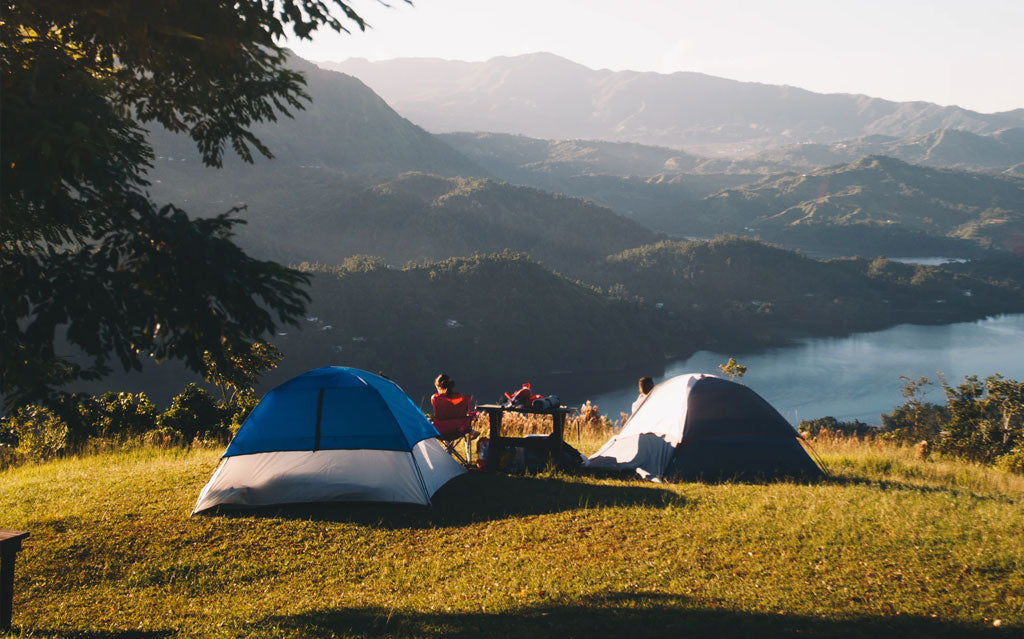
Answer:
[583,312,1024,426]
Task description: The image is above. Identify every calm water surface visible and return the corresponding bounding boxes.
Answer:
[586,314,1024,426]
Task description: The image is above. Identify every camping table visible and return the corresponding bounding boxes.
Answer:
[0,529,28,631]
[476,404,577,472]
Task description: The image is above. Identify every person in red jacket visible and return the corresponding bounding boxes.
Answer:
[431,373,477,437]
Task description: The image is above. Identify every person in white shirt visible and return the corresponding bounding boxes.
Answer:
[631,376,654,414]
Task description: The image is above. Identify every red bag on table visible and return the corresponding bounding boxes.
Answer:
[504,383,541,407]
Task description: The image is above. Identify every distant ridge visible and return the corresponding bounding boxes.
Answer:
[753,127,1024,172]
[696,156,1024,253]
[321,53,1024,154]
[148,52,484,179]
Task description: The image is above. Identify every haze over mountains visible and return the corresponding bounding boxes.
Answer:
[323,53,1024,155]
[143,50,1024,266]
[441,127,1024,179]
[111,49,1024,399]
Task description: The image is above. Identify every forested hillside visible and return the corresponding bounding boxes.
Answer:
[148,167,660,274]
[253,239,1024,400]
[270,253,679,393]
[598,236,1024,343]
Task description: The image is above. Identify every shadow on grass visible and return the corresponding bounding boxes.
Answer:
[15,630,171,639]
[629,466,1013,504]
[205,472,683,529]
[259,591,1008,639]
[821,473,1016,502]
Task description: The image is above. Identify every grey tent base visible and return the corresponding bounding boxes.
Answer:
[667,434,822,480]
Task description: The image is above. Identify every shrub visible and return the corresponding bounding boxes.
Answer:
[878,376,947,443]
[799,416,875,439]
[157,384,230,442]
[80,392,159,439]
[574,400,615,433]
[937,374,1024,463]
[6,405,69,463]
[995,448,1024,475]
[226,392,260,434]
[879,402,947,442]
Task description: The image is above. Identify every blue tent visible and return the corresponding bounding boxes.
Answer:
[193,367,466,513]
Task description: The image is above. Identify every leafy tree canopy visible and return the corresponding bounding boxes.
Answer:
[1,1,384,408]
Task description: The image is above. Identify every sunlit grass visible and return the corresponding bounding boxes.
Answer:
[1,433,1021,638]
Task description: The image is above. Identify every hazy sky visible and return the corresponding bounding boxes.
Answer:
[285,0,1024,114]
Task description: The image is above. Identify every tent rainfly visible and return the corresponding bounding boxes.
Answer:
[192,367,465,514]
[585,374,821,481]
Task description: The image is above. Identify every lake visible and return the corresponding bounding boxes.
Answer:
[584,314,1024,426]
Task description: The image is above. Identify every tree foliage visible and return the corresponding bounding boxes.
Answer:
[203,340,283,405]
[1,1,384,409]
[878,372,1024,469]
[937,373,1024,463]
[878,376,947,443]
[718,357,746,380]
[156,383,230,442]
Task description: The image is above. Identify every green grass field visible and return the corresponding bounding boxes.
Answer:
[1,435,1022,638]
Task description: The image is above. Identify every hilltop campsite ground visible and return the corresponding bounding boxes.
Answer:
[2,427,1021,638]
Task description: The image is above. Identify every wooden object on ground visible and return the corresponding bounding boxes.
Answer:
[0,529,29,631]
[477,404,577,472]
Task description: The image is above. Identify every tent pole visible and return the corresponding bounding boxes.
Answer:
[410,447,433,506]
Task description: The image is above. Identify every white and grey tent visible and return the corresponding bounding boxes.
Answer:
[585,374,821,481]
[192,367,466,514]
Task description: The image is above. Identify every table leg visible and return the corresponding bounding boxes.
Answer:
[484,408,503,472]
[551,412,566,467]
[1,549,16,631]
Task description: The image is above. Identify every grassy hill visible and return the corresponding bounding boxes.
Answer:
[2,435,1021,637]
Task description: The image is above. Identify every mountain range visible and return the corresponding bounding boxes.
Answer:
[435,132,1024,255]
[81,50,1024,402]
[323,53,1024,155]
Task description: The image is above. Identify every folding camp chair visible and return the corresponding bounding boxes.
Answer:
[432,394,478,466]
